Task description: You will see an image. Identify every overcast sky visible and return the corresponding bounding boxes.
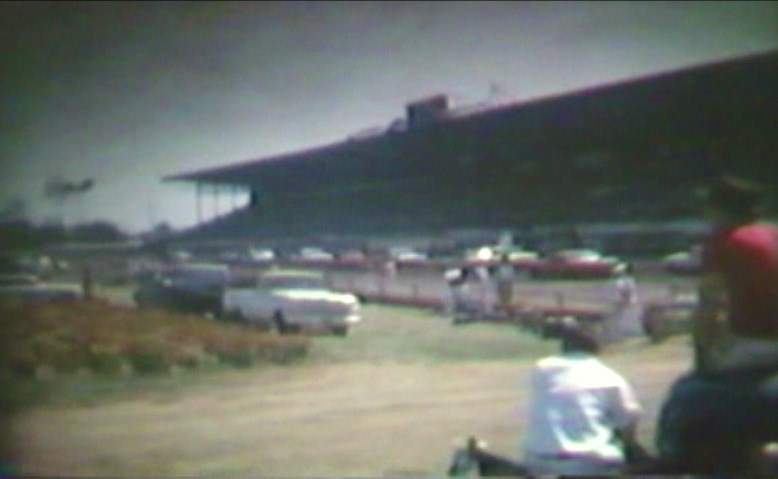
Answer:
[2,1,777,234]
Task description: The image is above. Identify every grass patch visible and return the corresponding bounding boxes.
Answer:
[308,305,558,364]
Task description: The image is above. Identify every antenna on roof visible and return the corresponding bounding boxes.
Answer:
[488,81,511,105]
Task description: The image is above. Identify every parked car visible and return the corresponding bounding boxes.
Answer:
[294,247,335,265]
[222,269,361,336]
[529,249,626,279]
[663,245,703,275]
[0,253,59,280]
[0,255,80,301]
[334,250,369,268]
[169,249,194,263]
[464,246,539,269]
[133,263,232,316]
[0,277,82,302]
[248,247,276,263]
[388,247,429,267]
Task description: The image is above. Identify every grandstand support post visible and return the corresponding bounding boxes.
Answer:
[196,182,202,225]
[213,184,219,219]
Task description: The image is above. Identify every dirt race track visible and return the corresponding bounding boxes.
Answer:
[12,303,693,477]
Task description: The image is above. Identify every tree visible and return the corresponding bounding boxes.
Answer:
[0,220,65,251]
[0,197,27,222]
[68,221,127,243]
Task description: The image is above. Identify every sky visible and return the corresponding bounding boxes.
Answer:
[2,1,777,234]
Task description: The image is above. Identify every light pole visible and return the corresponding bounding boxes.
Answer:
[44,177,95,229]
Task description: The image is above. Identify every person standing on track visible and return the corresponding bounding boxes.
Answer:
[601,263,644,340]
[494,253,516,314]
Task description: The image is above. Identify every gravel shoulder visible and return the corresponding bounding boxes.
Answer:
[11,303,692,477]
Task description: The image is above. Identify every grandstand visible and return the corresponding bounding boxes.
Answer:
[163,50,778,253]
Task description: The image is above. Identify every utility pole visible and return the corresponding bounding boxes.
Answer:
[43,177,95,229]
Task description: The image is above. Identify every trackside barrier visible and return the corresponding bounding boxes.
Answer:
[355,290,445,310]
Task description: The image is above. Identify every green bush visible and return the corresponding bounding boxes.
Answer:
[3,347,38,377]
[122,340,169,375]
[33,336,87,373]
[220,349,254,368]
[0,300,311,377]
[171,345,206,370]
[203,335,255,368]
[86,344,125,376]
[257,337,309,365]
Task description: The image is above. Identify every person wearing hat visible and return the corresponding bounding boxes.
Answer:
[522,317,644,475]
[655,175,778,474]
[693,175,778,371]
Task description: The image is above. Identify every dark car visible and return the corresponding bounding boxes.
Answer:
[133,263,231,316]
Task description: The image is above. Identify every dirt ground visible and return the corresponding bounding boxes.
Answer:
[11,303,693,477]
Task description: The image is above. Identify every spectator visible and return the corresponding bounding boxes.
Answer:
[81,263,93,300]
[656,175,778,474]
[470,265,493,315]
[694,176,778,370]
[444,267,470,318]
[523,318,643,475]
[602,263,644,340]
[494,254,515,314]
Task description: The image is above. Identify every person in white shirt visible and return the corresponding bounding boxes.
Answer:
[600,263,638,305]
[473,264,494,315]
[601,263,644,340]
[444,267,472,322]
[493,254,515,314]
[523,318,643,475]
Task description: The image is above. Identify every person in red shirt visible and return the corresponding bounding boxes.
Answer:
[656,175,778,475]
[695,175,778,370]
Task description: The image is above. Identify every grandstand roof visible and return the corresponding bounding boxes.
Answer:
[163,49,778,187]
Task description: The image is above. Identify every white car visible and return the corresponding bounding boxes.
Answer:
[389,247,429,265]
[294,247,335,265]
[222,269,361,336]
[464,246,539,267]
[663,245,703,275]
[248,248,276,263]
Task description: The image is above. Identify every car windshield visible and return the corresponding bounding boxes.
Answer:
[259,274,324,289]
[557,250,601,260]
[164,266,228,285]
